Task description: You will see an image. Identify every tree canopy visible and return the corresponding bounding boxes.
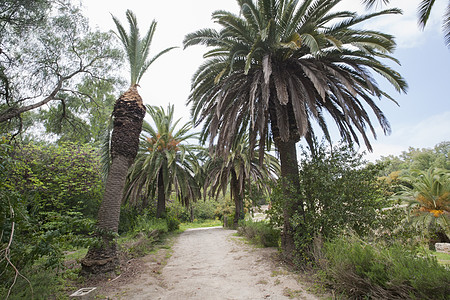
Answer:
[0,1,123,139]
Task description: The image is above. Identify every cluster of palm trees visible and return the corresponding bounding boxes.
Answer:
[82,0,418,274]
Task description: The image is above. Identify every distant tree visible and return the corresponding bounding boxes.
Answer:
[81,10,175,275]
[377,141,450,175]
[203,133,279,226]
[124,104,201,218]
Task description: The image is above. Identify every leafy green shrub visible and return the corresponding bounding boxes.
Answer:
[238,219,280,247]
[319,235,450,299]
[268,142,395,263]
[165,213,180,232]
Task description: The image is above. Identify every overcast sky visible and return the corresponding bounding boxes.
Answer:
[82,0,450,161]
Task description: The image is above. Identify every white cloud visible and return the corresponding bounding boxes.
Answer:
[363,110,450,161]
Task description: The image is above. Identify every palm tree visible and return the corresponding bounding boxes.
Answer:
[398,168,450,243]
[203,133,280,226]
[184,0,407,256]
[124,104,202,218]
[81,10,175,275]
[363,0,450,47]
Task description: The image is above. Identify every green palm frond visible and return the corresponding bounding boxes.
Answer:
[362,0,390,9]
[184,0,407,162]
[124,104,201,207]
[396,168,450,237]
[418,0,436,29]
[111,10,176,85]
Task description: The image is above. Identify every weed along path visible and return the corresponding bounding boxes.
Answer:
[100,227,318,299]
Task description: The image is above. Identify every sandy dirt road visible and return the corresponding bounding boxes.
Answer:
[102,227,318,300]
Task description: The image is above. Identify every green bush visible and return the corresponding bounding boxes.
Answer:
[165,212,180,232]
[238,219,280,247]
[268,142,395,264]
[319,235,450,299]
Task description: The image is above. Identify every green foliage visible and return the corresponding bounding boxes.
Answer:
[319,235,450,300]
[0,264,67,300]
[238,219,280,248]
[10,142,103,218]
[1,140,102,295]
[395,168,450,243]
[377,141,450,175]
[124,104,201,212]
[111,10,176,85]
[268,142,393,262]
[119,204,179,236]
[0,1,122,137]
[40,78,124,144]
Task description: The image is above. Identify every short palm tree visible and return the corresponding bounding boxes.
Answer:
[203,133,280,226]
[82,10,175,275]
[398,168,450,242]
[184,0,407,256]
[124,104,202,218]
[363,0,450,47]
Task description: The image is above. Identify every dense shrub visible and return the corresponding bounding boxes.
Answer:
[10,142,103,218]
[1,140,103,295]
[268,142,395,263]
[238,219,280,247]
[318,235,450,299]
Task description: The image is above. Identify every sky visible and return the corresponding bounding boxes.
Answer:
[82,0,450,162]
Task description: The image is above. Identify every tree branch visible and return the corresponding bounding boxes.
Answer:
[0,65,87,123]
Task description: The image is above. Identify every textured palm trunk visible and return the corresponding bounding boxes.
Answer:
[81,85,145,275]
[156,168,166,218]
[231,170,244,227]
[276,139,301,261]
[269,98,302,261]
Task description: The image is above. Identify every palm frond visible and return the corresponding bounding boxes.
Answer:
[417,0,436,29]
[111,10,174,85]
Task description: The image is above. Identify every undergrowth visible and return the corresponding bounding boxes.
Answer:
[237,219,280,247]
[317,235,450,299]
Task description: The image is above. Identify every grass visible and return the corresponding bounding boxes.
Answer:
[431,251,450,266]
[179,219,222,231]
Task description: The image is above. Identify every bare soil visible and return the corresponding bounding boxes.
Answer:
[84,227,320,299]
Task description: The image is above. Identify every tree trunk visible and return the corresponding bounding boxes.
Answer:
[231,170,244,227]
[190,205,194,222]
[276,139,301,261]
[156,168,166,218]
[81,85,145,276]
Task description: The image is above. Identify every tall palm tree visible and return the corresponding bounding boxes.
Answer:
[124,104,202,218]
[184,0,407,256]
[81,10,175,275]
[363,0,450,47]
[203,133,280,226]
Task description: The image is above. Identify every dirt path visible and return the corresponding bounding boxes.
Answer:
[101,227,318,299]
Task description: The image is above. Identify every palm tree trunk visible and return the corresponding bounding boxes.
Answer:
[276,139,302,261]
[81,85,145,275]
[231,170,244,227]
[156,168,166,218]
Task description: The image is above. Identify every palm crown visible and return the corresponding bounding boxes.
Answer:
[124,105,201,210]
[112,10,176,86]
[184,0,407,157]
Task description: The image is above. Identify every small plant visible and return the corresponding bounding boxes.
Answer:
[318,235,450,299]
[237,219,280,247]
